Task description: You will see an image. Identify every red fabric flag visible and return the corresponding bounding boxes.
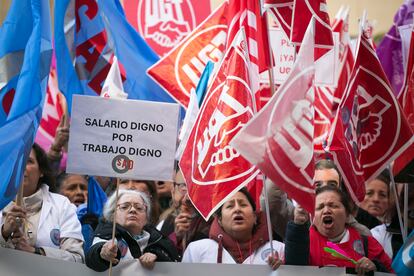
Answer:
[291,0,333,48]
[179,29,259,220]
[227,0,271,75]
[314,7,354,152]
[394,26,414,181]
[231,19,316,213]
[123,0,211,57]
[328,32,414,203]
[35,68,65,150]
[147,3,228,108]
[264,0,294,42]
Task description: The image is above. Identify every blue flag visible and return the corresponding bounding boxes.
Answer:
[392,229,414,276]
[54,0,176,113]
[0,0,52,209]
[195,61,214,107]
[87,176,107,217]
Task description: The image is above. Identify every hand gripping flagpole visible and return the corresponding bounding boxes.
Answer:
[260,0,275,257]
[109,178,120,276]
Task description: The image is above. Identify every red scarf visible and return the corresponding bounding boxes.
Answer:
[209,212,269,263]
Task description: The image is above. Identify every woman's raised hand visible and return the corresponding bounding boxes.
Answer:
[293,206,309,225]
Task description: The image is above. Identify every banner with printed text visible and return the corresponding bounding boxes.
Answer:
[67,95,180,181]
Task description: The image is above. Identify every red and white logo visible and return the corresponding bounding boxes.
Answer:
[124,0,211,57]
[180,29,259,219]
[147,3,228,108]
[231,20,316,213]
[329,35,413,202]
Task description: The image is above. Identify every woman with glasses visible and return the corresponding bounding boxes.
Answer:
[85,190,179,271]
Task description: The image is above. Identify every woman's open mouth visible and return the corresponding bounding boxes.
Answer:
[322,216,334,228]
[233,215,244,224]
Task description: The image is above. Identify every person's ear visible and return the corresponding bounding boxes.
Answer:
[218,217,223,227]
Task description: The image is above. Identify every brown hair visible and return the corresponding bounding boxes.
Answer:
[315,185,351,215]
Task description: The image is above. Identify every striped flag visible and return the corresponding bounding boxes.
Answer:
[0,0,52,209]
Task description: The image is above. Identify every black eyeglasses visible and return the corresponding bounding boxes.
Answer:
[117,202,147,213]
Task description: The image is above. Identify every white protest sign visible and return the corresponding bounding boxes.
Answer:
[262,28,296,85]
[67,95,180,181]
[262,29,339,88]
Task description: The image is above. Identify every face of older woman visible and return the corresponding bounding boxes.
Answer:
[219,192,256,242]
[360,179,389,218]
[115,194,148,235]
[314,191,347,239]
[23,149,42,197]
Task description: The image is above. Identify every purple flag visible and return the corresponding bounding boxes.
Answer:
[376,0,414,95]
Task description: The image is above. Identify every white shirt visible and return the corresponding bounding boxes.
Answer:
[182,239,285,265]
[0,184,84,262]
[371,224,393,259]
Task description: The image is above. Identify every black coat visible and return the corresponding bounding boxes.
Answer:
[86,222,180,272]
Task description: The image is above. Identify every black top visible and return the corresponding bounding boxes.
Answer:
[86,222,180,272]
[355,208,382,229]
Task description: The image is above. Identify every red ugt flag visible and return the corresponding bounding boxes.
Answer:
[264,0,294,41]
[227,0,271,75]
[394,26,414,181]
[291,0,333,48]
[147,3,228,108]
[179,28,259,220]
[231,19,316,213]
[328,32,414,203]
[314,6,354,152]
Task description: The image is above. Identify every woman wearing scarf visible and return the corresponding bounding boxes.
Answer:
[182,188,284,270]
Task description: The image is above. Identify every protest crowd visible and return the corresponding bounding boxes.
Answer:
[1,0,414,275]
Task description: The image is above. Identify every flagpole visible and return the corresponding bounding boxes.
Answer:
[260,0,275,256]
[389,165,406,243]
[15,184,24,207]
[403,183,408,240]
[108,178,120,276]
[261,0,277,97]
[262,176,275,254]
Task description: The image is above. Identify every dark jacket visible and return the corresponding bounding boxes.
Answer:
[86,222,180,272]
[355,208,382,230]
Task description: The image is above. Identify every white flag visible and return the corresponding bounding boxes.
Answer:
[101,56,128,99]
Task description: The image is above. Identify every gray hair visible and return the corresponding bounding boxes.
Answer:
[103,190,152,222]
